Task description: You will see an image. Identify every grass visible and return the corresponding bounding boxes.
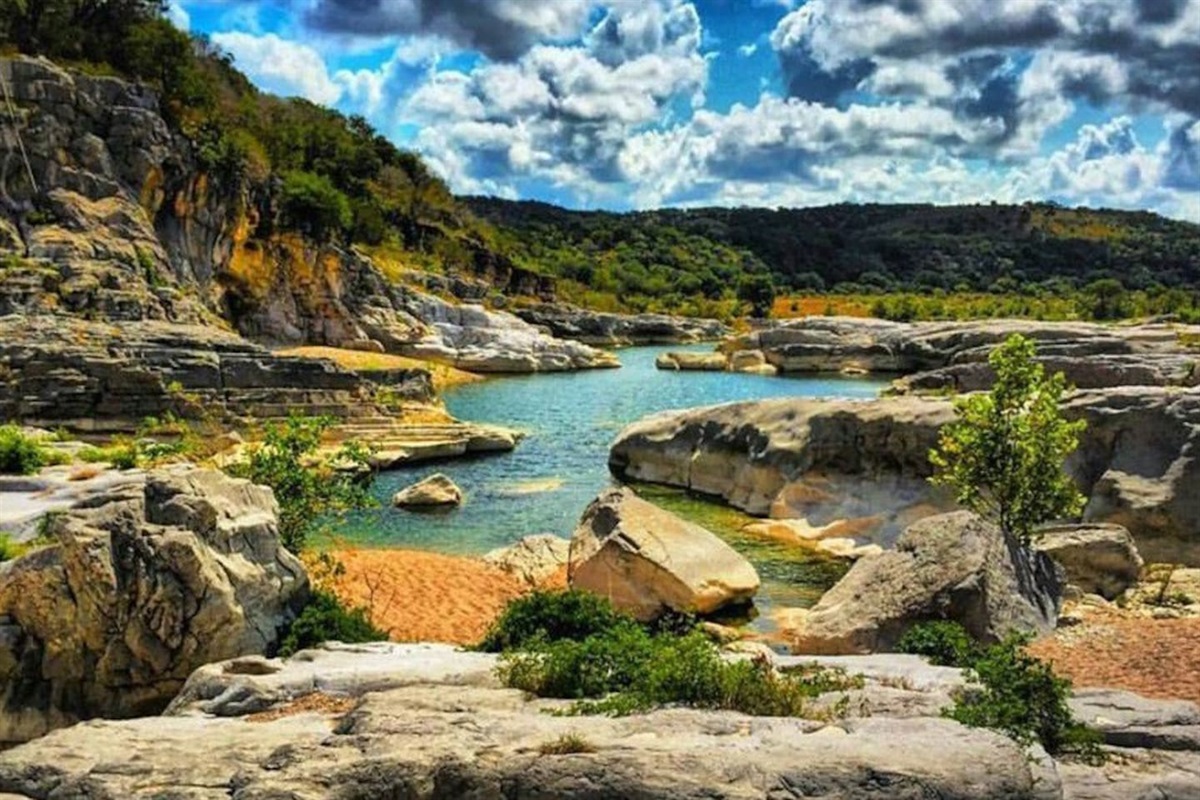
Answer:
[537,733,597,756]
[0,425,71,474]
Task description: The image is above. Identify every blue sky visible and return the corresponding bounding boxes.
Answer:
[173,0,1200,221]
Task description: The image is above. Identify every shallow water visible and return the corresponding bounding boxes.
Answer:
[339,344,887,619]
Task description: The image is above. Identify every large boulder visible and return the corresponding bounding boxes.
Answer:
[569,488,760,620]
[1034,523,1143,600]
[0,467,308,744]
[484,534,570,586]
[784,512,1063,655]
[392,473,464,508]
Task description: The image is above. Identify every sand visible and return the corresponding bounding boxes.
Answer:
[1029,609,1200,708]
[276,346,482,392]
[329,548,565,645]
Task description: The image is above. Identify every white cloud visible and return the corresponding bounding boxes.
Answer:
[212,32,344,105]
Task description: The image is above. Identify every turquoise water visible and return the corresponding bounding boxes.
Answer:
[343,345,886,560]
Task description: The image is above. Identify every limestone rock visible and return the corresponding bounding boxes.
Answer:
[610,387,1200,565]
[655,351,728,371]
[392,473,464,508]
[785,512,1063,655]
[514,304,728,346]
[569,487,760,620]
[0,466,308,744]
[483,534,570,586]
[1035,524,1144,600]
[729,349,778,375]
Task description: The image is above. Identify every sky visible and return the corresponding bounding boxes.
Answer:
[173,0,1200,221]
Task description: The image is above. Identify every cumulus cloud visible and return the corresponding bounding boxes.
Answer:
[212,32,344,105]
[298,0,593,60]
[400,1,707,196]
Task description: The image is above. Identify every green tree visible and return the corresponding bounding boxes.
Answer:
[279,171,352,242]
[737,273,776,318]
[225,415,374,552]
[929,334,1086,544]
[1085,278,1130,321]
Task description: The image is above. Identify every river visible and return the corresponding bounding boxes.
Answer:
[341,344,887,618]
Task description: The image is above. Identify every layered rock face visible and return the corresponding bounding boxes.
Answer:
[0,467,308,744]
[0,55,617,394]
[1034,524,1144,600]
[610,387,1200,564]
[0,315,384,430]
[783,512,1063,655]
[721,317,1200,390]
[516,303,728,346]
[569,487,760,620]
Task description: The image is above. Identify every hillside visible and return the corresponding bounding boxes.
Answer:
[467,198,1200,301]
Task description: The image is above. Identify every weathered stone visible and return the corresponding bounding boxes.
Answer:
[569,487,760,620]
[515,304,728,346]
[0,467,308,744]
[483,534,570,586]
[1035,524,1144,600]
[392,473,464,508]
[655,351,729,371]
[784,512,1063,655]
[610,387,1200,565]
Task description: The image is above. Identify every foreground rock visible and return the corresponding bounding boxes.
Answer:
[0,467,308,744]
[782,512,1062,655]
[484,534,571,586]
[4,642,1198,799]
[0,644,1057,799]
[1035,524,1144,601]
[610,387,1200,564]
[392,473,465,508]
[515,304,728,346]
[569,487,760,620]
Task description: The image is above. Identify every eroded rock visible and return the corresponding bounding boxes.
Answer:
[569,487,760,620]
[392,473,464,508]
[1035,524,1144,601]
[483,534,570,586]
[783,512,1062,655]
[0,466,308,744]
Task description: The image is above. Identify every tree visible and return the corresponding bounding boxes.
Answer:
[929,334,1086,544]
[737,273,776,318]
[225,415,374,552]
[279,171,352,241]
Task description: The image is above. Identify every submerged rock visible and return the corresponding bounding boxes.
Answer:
[569,487,760,620]
[393,473,464,508]
[783,512,1063,655]
[0,467,308,744]
[1035,524,1144,601]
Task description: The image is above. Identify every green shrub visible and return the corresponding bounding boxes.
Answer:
[279,171,352,242]
[79,438,141,470]
[277,590,388,657]
[0,425,46,475]
[946,634,1104,761]
[897,621,979,667]
[224,415,374,553]
[537,733,596,756]
[0,533,29,562]
[477,589,634,653]
[490,591,862,719]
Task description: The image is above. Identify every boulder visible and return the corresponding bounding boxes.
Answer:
[784,512,1063,655]
[514,304,728,346]
[655,351,729,371]
[483,534,570,586]
[1035,523,1144,600]
[729,349,778,375]
[0,466,308,744]
[392,473,464,508]
[569,487,760,620]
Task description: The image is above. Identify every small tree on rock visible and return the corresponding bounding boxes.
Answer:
[929,334,1086,545]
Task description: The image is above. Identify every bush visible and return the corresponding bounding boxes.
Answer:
[224,415,374,553]
[947,634,1104,761]
[279,171,352,241]
[477,589,634,652]
[0,425,47,475]
[0,533,28,562]
[489,592,861,718]
[278,590,388,657]
[897,621,979,667]
[79,438,142,470]
[929,333,1087,544]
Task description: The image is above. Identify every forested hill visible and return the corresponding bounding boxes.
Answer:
[467,198,1200,298]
